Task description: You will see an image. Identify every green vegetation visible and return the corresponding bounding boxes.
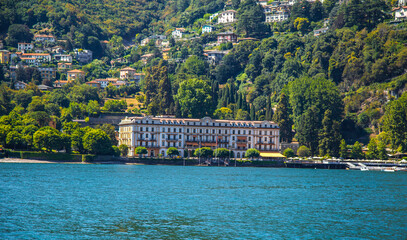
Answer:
[245,148,260,159]
[167,147,180,157]
[0,0,406,160]
[283,148,295,158]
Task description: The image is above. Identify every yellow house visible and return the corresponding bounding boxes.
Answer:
[67,69,85,82]
[0,50,10,64]
[162,48,171,60]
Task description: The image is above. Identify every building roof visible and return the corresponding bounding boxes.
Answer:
[67,69,85,73]
[222,10,237,13]
[217,31,236,36]
[141,53,154,58]
[121,67,136,71]
[58,62,72,65]
[34,34,55,38]
[393,6,407,11]
[86,81,100,84]
[22,53,51,56]
[38,85,53,90]
[18,42,33,45]
[120,116,278,127]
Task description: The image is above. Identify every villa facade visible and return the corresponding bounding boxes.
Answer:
[118,116,280,158]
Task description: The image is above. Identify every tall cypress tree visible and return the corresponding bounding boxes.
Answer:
[157,66,173,114]
[318,109,341,157]
[250,104,256,120]
[273,93,293,143]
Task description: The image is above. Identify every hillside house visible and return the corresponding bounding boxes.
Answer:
[217,32,238,43]
[34,34,55,42]
[141,35,167,46]
[67,69,85,82]
[204,50,229,65]
[74,49,93,64]
[209,13,219,21]
[258,0,268,5]
[15,81,27,90]
[141,53,154,64]
[86,81,101,88]
[94,78,119,89]
[218,10,237,24]
[120,67,136,80]
[202,25,215,34]
[264,5,290,22]
[58,62,72,71]
[0,50,10,64]
[393,6,407,21]
[53,80,69,88]
[314,27,328,36]
[172,28,186,38]
[54,54,72,62]
[21,53,51,65]
[18,43,34,52]
[38,67,56,82]
[162,48,171,60]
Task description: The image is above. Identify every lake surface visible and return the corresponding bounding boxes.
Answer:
[0,164,406,239]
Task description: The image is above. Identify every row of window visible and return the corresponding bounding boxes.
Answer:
[135,120,277,128]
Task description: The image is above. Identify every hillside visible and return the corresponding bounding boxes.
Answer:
[0,0,407,158]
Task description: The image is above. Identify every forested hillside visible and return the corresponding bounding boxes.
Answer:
[0,0,407,158]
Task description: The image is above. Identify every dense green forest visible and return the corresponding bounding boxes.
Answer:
[0,0,407,158]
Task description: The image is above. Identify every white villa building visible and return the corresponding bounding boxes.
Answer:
[18,43,34,52]
[218,10,237,24]
[119,116,280,158]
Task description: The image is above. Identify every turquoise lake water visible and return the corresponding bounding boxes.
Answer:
[0,163,406,239]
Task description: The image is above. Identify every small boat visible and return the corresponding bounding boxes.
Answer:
[383,167,395,172]
[360,166,369,171]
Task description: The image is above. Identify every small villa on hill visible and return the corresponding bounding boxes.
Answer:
[217,32,237,43]
[218,10,237,24]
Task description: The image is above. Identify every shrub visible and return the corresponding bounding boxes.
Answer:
[297,146,311,157]
[283,148,295,158]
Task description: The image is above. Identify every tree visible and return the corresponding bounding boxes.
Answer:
[119,144,129,157]
[294,17,310,35]
[194,147,213,158]
[95,124,119,146]
[6,24,33,47]
[377,140,388,160]
[71,127,91,153]
[351,141,364,159]
[366,137,379,159]
[214,107,233,120]
[296,106,319,155]
[382,93,407,151]
[68,84,100,104]
[157,66,173,114]
[103,100,127,112]
[297,146,311,157]
[6,131,24,149]
[176,79,213,118]
[245,148,260,159]
[135,146,148,158]
[167,147,179,158]
[318,110,341,157]
[237,0,268,38]
[340,139,348,159]
[214,148,230,159]
[83,129,113,155]
[273,93,293,143]
[283,148,295,158]
[33,127,64,152]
